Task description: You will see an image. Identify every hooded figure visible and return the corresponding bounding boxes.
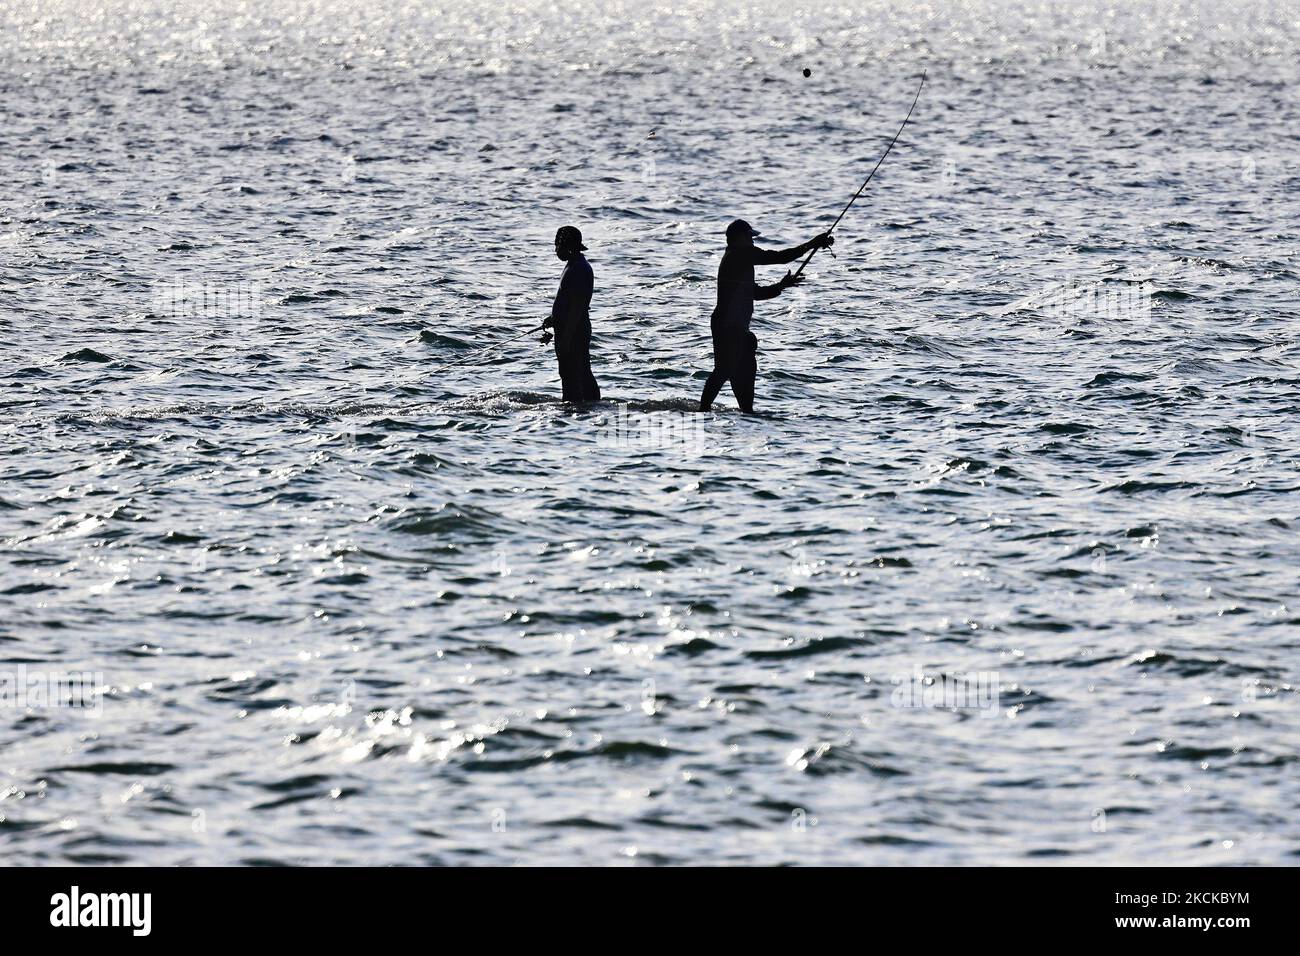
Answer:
[543,225,601,402]
[699,219,832,413]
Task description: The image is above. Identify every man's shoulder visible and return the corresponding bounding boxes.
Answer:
[718,247,752,270]
[561,256,592,277]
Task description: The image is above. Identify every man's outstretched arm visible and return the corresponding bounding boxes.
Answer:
[753,271,804,300]
[751,232,834,265]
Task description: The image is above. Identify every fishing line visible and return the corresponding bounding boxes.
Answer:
[793,69,927,278]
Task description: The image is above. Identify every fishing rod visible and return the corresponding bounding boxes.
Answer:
[793,69,927,279]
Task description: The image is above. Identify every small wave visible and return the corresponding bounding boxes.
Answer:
[282,290,347,304]
[60,348,112,363]
[388,503,504,538]
[1085,371,1151,387]
[747,636,865,660]
[419,330,475,348]
[46,762,175,776]
[1100,479,1198,494]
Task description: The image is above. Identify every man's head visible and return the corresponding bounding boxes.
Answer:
[725,218,761,248]
[554,225,587,261]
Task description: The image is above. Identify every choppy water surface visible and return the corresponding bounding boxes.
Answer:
[2,0,1298,865]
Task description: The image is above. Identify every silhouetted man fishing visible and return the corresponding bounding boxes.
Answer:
[700,219,832,413]
[541,225,601,402]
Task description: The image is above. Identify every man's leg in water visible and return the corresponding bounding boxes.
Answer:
[730,333,758,413]
[556,343,579,402]
[557,337,598,402]
[582,363,600,401]
[700,322,733,411]
[577,324,600,401]
[700,365,728,411]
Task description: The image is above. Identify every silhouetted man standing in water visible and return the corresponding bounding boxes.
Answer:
[542,225,600,402]
[700,219,833,413]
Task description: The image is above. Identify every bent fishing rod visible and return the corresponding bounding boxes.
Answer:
[793,69,927,279]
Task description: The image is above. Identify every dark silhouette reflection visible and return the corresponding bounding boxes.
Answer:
[700,219,832,413]
[542,225,600,402]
